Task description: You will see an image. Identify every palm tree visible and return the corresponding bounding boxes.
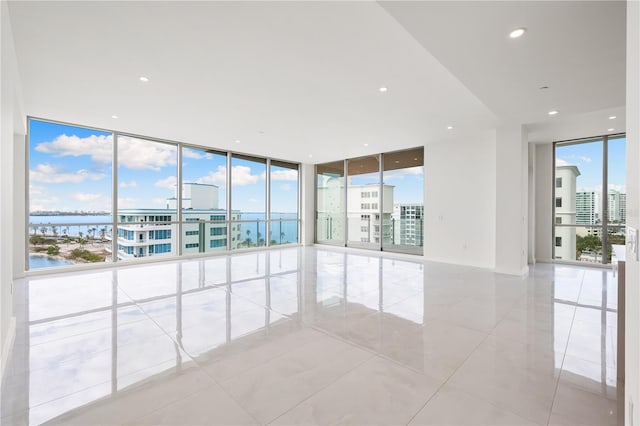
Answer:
[78,231,84,245]
[100,227,107,241]
[245,229,251,247]
[52,225,58,239]
[40,226,47,238]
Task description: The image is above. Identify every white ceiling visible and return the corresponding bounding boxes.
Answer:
[7,1,626,163]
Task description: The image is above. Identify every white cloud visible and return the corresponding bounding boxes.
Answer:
[117,197,138,208]
[35,134,113,163]
[30,196,60,212]
[579,156,592,163]
[280,183,293,191]
[555,158,571,166]
[182,149,213,160]
[196,165,226,186]
[196,165,262,187]
[29,185,46,195]
[271,169,298,181]
[117,136,177,170]
[30,164,106,184]
[155,175,177,190]
[151,198,168,206]
[119,180,137,188]
[248,197,259,203]
[384,166,424,180]
[73,193,103,201]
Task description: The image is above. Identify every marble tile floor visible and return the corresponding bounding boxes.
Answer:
[0,247,620,425]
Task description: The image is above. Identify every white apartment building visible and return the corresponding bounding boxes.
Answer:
[609,190,627,224]
[117,183,240,259]
[392,203,424,246]
[316,182,394,244]
[554,165,580,260]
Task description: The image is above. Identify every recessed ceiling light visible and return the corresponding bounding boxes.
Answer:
[608,128,615,132]
[364,143,369,147]
[235,139,240,144]
[413,157,418,161]
[111,115,118,119]
[509,28,526,39]
[139,76,149,83]
[447,126,454,130]
[548,110,559,115]
[609,116,616,120]
[379,87,388,93]
[308,154,313,158]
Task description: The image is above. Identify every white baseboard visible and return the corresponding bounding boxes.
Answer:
[494,265,529,277]
[1,316,16,380]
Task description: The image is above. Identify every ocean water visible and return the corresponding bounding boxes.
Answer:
[29,255,73,269]
[28,213,299,243]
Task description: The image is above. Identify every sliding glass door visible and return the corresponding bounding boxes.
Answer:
[315,147,424,255]
[316,161,345,246]
[346,155,381,250]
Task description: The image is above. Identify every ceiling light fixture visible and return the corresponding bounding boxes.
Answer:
[139,76,149,83]
[447,126,453,130]
[509,28,526,39]
[235,140,240,144]
[608,128,615,132]
[609,116,616,120]
[548,110,559,115]
[364,143,369,147]
[308,154,313,158]
[379,87,388,93]
[111,115,118,119]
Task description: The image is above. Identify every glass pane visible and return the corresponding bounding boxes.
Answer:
[554,140,603,262]
[607,137,626,226]
[382,148,424,254]
[231,155,266,233]
[117,135,178,260]
[181,147,229,253]
[316,161,345,245]
[347,155,380,249]
[28,119,114,269]
[607,226,626,263]
[269,161,299,246]
[269,221,298,245]
[232,220,266,249]
[554,226,604,262]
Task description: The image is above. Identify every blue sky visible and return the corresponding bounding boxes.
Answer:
[29,119,298,214]
[556,137,626,192]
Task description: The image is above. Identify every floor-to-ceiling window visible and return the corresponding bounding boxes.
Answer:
[347,155,380,250]
[382,147,424,254]
[26,117,300,270]
[27,119,113,269]
[117,135,179,261]
[316,161,345,246]
[315,147,424,255]
[553,135,626,264]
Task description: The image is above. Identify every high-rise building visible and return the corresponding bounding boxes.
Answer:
[392,203,424,246]
[316,182,394,244]
[117,183,240,259]
[576,191,600,225]
[608,190,627,224]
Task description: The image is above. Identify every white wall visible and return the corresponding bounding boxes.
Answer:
[528,143,536,263]
[1,1,25,375]
[495,124,529,275]
[424,131,496,268]
[626,1,640,424]
[534,144,553,262]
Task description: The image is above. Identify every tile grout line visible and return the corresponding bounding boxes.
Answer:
[545,270,585,426]
[403,329,493,426]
